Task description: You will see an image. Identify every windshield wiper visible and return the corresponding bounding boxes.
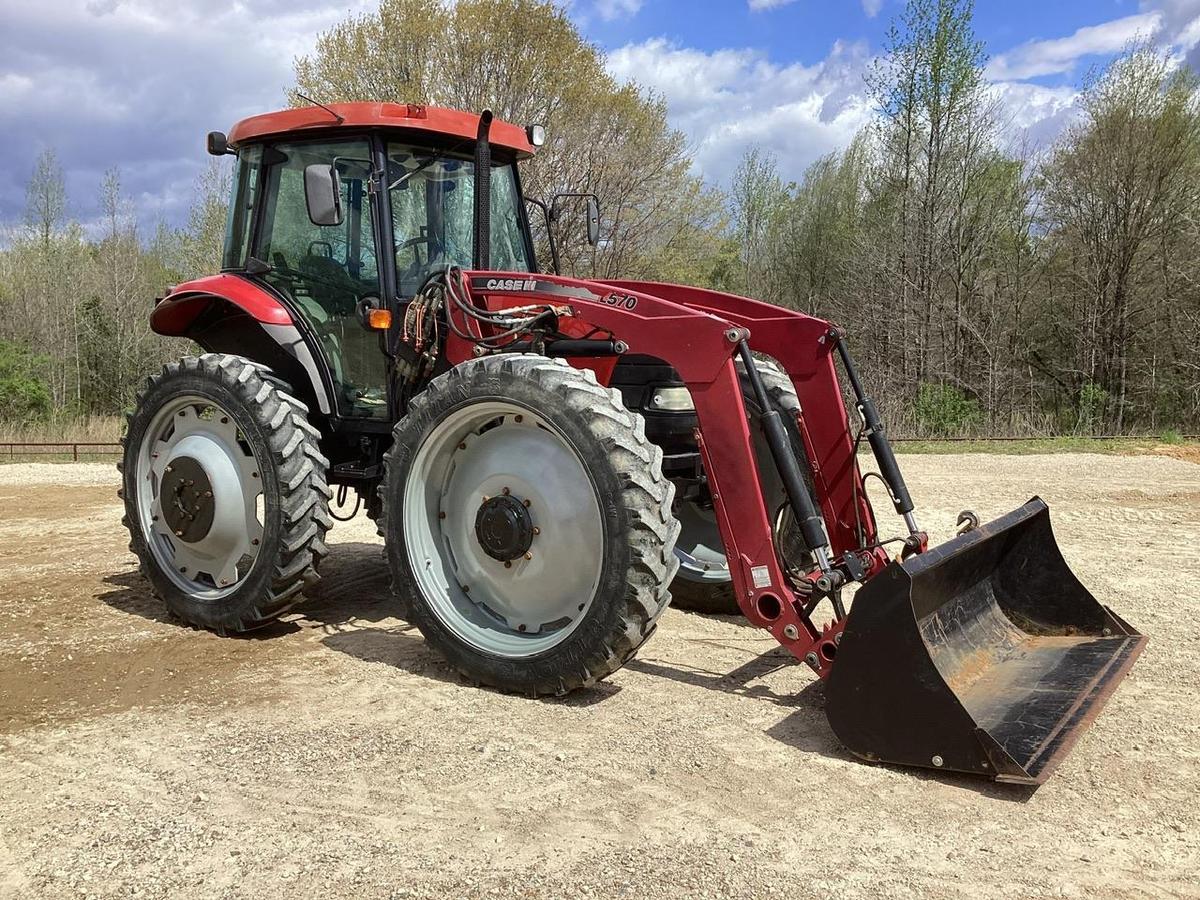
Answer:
[388,138,473,191]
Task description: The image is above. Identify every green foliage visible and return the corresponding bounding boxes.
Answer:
[913,382,981,436]
[1076,382,1108,434]
[1158,429,1183,444]
[0,340,53,422]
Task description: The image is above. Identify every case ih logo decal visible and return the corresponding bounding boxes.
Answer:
[470,277,603,302]
[483,278,539,291]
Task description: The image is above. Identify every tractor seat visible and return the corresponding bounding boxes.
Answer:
[298,253,360,317]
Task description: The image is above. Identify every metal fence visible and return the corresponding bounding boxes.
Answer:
[1,442,123,461]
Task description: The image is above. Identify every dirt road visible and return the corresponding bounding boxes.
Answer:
[1,454,1197,899]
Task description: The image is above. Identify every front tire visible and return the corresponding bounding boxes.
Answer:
[120,354,332,632]
[381,355,679,696]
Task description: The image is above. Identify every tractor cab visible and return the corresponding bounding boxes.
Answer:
[211,103,543,422]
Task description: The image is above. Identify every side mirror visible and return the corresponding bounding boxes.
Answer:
[304,163,343,227]
[586,196,600,246]
[206,131,232,156]
[548,192,601,244]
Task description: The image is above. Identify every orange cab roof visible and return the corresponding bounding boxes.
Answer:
[227,102,536,158]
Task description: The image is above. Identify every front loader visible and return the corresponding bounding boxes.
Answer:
[121,102,1145,784]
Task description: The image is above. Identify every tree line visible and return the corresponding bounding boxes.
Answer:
[1,0,1196,438]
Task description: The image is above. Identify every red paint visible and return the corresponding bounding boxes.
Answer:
[456,271,891,678]
[151,274,293,336]
[227,103,536,158]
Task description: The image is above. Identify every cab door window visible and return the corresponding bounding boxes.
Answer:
[255,138,388,419]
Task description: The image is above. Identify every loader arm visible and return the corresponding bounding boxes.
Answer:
[451,272,891,675]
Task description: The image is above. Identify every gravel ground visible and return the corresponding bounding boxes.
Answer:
[0,454,1197,899]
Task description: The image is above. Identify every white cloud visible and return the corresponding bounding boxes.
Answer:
[1142,0,1200,65]
[862,0,884,18]
[607,38,875,184]
[748,0,797,10]
[594,0,642,20]
[0,0,373,231]
[986,12,1162,80]
[989,82,1082,150]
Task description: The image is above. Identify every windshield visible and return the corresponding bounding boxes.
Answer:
[388,143,531,295]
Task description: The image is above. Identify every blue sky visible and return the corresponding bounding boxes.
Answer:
[0,0,1197,236]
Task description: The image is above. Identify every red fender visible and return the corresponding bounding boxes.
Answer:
[151,274,293,336]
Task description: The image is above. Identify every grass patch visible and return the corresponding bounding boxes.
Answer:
[890,436,1199,456]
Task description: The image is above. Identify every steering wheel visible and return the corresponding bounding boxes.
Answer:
[396,235,434,268]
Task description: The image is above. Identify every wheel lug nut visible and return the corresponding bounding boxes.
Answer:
[502,486,510,496]
[175,530,184,536]
[532,526,540,536]
[438,511,446,519]
[220,416,229,424]
[524,552,532,561]
[504,561,512,568]
[514,414,523,423]
[205,491,213,498]
[458,442,467,450]
[523,499,531,508]
[165,466,173,473]
[518,624,527,632]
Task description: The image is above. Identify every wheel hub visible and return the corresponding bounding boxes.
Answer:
[160,456,215,543]
[474,494,534,562]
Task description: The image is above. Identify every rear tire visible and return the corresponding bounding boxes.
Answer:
[381,355,680,696]
[119,353,332,633]
[670,356,813,616]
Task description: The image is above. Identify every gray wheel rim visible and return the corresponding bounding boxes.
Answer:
[135,395,264,599]
[403,400,604,658]
[673,500,730,584]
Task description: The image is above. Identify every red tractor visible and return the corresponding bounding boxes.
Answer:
[122,102,1145,784]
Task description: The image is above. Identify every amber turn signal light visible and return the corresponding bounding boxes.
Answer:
[366,309,392,330]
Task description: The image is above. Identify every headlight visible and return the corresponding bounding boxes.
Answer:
[525,124,546,147]
[649,386,694,411]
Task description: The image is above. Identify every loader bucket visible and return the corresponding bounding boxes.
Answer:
[825,498,1145,785]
